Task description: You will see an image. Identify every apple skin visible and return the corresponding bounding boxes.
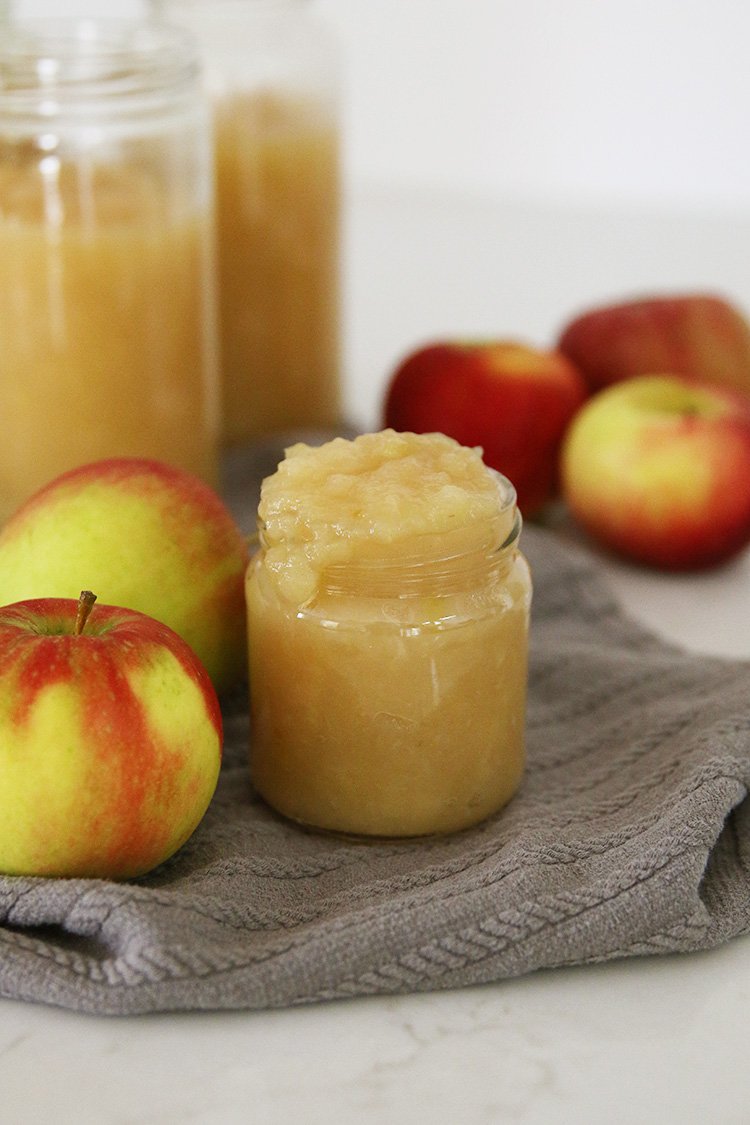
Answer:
[383,341,588,516]
[561,374,750,570]
[557,293,750,396]
[0,458,249,694]
[0,597,222,879]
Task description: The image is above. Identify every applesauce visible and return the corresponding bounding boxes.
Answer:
[246,430,532,838]
[215,92,340,443]
[152,0,342,444]
[0,21,219,521]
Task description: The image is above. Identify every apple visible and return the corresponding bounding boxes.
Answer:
[0,591,222,879]
[557,293,750,396]
[561,374,750,569]
[0,458,249,693]
[383,341,588,515]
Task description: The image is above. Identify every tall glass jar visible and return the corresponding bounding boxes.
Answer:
[153,0,342,446]
[246,437,532,839]
[0,19,219,521]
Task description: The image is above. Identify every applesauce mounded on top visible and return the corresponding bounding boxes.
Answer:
[246,430,532,838]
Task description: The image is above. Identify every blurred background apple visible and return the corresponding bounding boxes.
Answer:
[383,341,587,516]
[561,374,750,569]
[557,293,750,396]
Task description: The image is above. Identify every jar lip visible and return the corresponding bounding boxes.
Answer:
[321,508,523,578]
[258,468,517,547]
[257,467,522,596]
[0,18,200,115]
[329,467,518,562]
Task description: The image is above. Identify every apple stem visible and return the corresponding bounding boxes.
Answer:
[75,590,97,636]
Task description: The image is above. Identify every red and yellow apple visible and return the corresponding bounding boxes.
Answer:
[557,293,750,396]
[0,458,249,693]
[383,341,588,515]
[0,593,222,879]
[561,374,750,569]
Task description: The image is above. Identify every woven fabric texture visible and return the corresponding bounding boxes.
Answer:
[1,522,749,1015]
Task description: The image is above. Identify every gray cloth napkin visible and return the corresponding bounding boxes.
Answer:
[1,512,749,1015]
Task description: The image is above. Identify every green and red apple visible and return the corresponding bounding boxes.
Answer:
[0,458,249,693]
[0,592,222,879]
[383,341,588,515]
[561,374,750,569]
[557,293,750,396]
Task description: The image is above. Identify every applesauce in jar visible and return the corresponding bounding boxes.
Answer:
[0,20,219,521]
[214,91,340,442]
[153,0,342,444]
[246,430,532,838]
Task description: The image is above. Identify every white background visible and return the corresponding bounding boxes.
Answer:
[12,0,750,212]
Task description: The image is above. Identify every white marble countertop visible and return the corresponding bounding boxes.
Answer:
[2,184,749,1124]
[1,938,749,1125]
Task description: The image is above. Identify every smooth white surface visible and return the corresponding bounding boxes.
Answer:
[1,941,749,1125]
[320,0,750,212]
[1,183,750,1123]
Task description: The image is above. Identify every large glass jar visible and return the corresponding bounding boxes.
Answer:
[246,431,532,839]
[0,19,219,520]
[154,0,342,445]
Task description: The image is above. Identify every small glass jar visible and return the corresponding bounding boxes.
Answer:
[0,18,219,521]
[153,0,342,446]
[246,474,532,839]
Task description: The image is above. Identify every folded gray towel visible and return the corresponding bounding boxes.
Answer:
[1,521,748,1015]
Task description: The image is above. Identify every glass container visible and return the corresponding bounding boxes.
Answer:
[0,18,220,521]
[246,468,532,839]
[154,0,342,446]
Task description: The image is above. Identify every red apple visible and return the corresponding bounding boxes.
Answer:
[561,374,750,570]
[0,592,222,879]
[383,341,588,515]
[557,293,750,396]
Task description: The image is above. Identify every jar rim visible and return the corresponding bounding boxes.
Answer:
[320,507,522,585]
[258,467,518,556]
[0,18,200,118]
[257,468,523,599]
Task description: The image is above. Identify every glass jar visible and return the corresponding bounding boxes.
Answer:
[0,18,219,521]
[153,0,342,446]
[246,472,532,839]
